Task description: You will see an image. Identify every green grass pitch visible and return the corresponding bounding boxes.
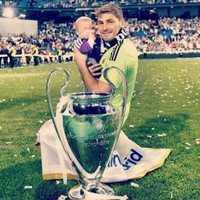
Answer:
[0,58,200,200]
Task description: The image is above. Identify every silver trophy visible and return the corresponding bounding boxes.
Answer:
[46,67,127,199]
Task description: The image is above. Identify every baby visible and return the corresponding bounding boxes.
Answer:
[74,16,102,78]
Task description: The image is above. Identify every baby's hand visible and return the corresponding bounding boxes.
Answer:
[88,29,95,40]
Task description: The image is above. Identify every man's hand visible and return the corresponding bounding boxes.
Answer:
[87,62,102,78]
[74,46,111,93]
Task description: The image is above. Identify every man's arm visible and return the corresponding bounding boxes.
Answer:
[74,47,111,93]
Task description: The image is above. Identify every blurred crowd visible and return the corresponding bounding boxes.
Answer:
[0,17,200,68]
[0,21,74,68]
[39,0,200,9]
[128,17,200,53]
[0,0,199,8]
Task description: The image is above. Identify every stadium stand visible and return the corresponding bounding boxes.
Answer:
[0,0,200,67]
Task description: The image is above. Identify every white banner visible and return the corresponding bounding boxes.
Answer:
[0,17,38,36]
[36,119,171,182]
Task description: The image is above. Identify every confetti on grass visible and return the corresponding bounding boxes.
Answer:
[196,138,200,145]
[157,133,167,137]
[56,180,61,185]
[131,182,140,188]
[185,142,192,146]
[57,195,67,200]
[0,99,6,103]
[147,135,152,138]
[5,142,12,144]
[24,186,32,189]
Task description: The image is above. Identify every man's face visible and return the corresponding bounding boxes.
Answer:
[97,13,123,42]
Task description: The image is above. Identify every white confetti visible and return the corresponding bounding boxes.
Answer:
[14,154,17,157]
[24,186,32,189]
[39,120,43,124]
[157,133,167,137]
[185,142,191,146]
[147,135,152,138]
[186,147,190,150]
[131,182,140,188]
[5,142,12,144]
[195,138,200,145]
[31,155,35,158]
[56,180,61,185]
[158,110,163,113]
[0,126,2,130]
[27,148,30,152]
[57,195,67,200]
[0,99,6,103]
[129,125,135,128]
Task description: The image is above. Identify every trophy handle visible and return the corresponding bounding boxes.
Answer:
[46,68,97,180]
[103,66,127,128]
[46,67,70,141]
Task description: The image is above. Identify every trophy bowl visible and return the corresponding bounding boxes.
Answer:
[46,67,127,200]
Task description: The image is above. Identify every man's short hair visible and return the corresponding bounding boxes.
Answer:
[95,3,123,21]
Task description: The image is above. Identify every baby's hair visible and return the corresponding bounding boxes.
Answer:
[74,16,92,32]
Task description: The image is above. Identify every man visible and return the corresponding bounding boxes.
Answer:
[74,3,138,122]
[32,44,40,66]
[8,41,17,68]
[0,45,2,68]
[1,44,9,68]
[37,3,170,197]
[57,45,63,63]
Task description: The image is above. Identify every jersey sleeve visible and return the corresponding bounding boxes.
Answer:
[75,38,94,54]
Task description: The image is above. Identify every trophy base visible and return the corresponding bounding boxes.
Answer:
[68,183,114,200]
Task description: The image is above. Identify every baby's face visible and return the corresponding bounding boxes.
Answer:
[77,21,95,38]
